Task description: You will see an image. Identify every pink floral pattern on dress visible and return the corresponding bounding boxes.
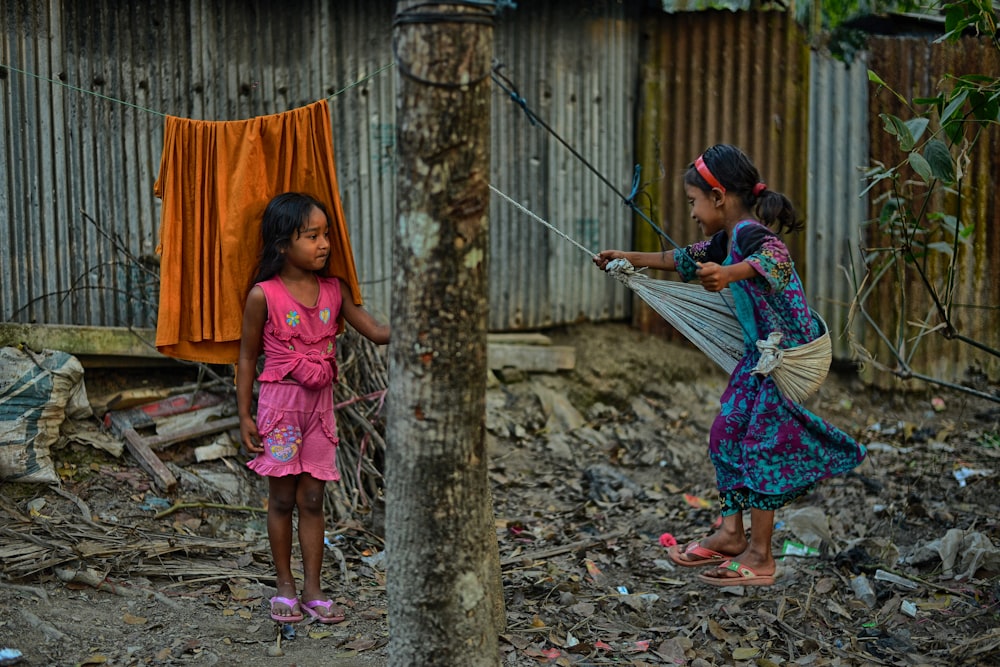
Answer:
[286,310,300,327]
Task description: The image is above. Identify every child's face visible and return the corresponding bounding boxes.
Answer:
[284,205,331,273]
[685,183,723,237]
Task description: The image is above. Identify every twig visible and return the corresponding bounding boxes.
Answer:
[153,502,266,519]
[52,486,107,532]
[774,617,890,666]
[500,530,630,568]
[0,580,50,603]
[19,608,66,641]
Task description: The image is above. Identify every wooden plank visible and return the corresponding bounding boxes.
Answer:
[144,416,241,452]
[486,332,553,346]
[120,427,178,492]
[487,344,575,373]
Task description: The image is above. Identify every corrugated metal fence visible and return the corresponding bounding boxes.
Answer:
[633,10,811,336]
[0,0,638,333]
[863,34,1000,384]
[3,2,998,381]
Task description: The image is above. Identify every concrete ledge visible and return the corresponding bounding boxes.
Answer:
[0,323,576,372]
[0,323,161,357]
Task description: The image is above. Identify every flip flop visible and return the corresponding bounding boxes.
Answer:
[667,540,732,567]
[301,598,346,624]
[269,595,304,623]
[698,560,776,587]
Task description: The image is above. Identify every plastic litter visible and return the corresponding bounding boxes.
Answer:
[361,550,386,567]
[901,528,1000,580]
[850,574,876,609]
[953,466,993,487]
[781,506,837,551]
[0,648,24,666]
[780,539,820,560]
[900,600,918,618]
[874,569,919,590]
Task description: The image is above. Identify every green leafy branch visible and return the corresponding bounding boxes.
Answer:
[851,0,999,400]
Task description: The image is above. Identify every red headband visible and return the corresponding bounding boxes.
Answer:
[694,155,725,193]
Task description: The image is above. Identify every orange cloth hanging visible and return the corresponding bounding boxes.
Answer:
[153,99,361,364]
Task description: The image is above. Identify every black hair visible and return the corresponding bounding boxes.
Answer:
[683,143,804,234]
[250,192,330,286]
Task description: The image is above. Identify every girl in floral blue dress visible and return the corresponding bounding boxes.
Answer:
[595,144,866,586]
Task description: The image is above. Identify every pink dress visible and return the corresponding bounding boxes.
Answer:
[246,276,342,481]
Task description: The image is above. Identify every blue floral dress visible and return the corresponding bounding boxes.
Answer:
[674,220,866,513]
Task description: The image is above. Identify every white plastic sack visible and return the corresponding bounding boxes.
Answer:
[0,347,90,483]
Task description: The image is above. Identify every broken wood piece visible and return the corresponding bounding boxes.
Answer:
[103,391,233,491]
[116,426,178,492]
[152,501,266,520]
[194,441,239,463]
[487,332,553,346]
[19,608,65,641]
[487,343,575,373]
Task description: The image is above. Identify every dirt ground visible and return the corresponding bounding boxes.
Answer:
[1,322,999,666]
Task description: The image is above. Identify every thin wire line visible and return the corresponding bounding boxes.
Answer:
[326,62,397,99]
[0,63,168,116]
[1,61,397,117]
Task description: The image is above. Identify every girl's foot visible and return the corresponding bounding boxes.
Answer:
[269,596,303,622]
[671,528,748,565]
[699,548,775,585]
[668,540,738,567]
[301,597,346,624]
[698,558,776,587]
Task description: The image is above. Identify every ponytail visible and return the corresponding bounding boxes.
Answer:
[755,189,802,234]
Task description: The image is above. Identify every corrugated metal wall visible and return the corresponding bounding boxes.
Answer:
[633,10,811,337]
[0,0,639,333]
[807,51,869,361]
[0,0,398,328]
[489,2,639,330]
[863,34,1000,384]
[6,1,996,382]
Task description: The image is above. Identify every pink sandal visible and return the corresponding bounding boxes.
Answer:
[667,540,733,567]
[301,598,346,624]
[269,596,303,623]
[698,560,776,587]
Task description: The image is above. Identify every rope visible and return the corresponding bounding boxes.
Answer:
[489,185,831,401]
[488,185,596,259]
[490,64,681,251]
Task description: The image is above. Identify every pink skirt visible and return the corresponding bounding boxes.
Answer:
[247,381,340,481]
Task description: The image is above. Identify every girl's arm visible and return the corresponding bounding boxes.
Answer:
[237,286,267,454]
[593,249,677,271]
[339,280,390,345]
[695,261,757,292]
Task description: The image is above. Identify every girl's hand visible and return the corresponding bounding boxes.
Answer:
[593,250,625,270]
[695,262,730,292]
[240,416,263,455]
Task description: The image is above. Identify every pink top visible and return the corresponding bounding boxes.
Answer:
[256,276,342,389]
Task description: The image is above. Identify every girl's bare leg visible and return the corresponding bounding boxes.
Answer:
[297,474,343,619]
[268,475,301,616]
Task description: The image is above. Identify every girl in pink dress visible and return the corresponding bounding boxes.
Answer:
[237,192,389,623]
